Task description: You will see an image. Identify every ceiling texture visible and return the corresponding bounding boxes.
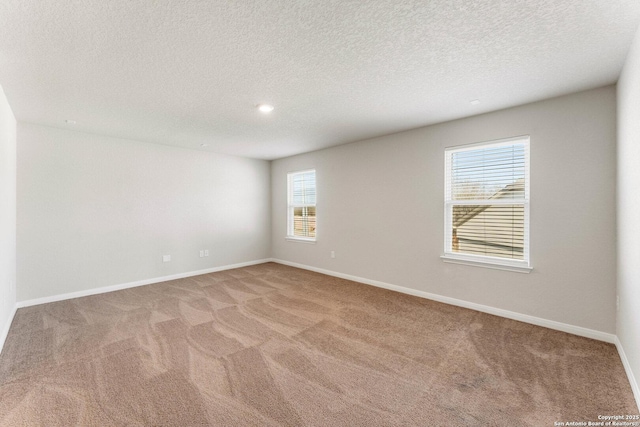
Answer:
[1,0,639,160]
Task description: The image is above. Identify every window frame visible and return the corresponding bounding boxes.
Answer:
[286,169,317,243]
[442,136,532,273]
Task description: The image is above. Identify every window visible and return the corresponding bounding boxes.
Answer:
[443,136,531,272]
[287,169,316,242]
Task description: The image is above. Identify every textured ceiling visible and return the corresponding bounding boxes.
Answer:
[1,1,639,160]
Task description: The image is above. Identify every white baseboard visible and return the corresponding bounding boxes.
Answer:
[0,304,18,355]
[616,337,640,411]
[271,259,617,344]
[16,258,272,308]
[5,257,636,409]
[13,257,619,344]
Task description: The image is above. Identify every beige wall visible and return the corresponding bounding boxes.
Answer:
[17,123,271,301]
[617,24,640,404]
[0,85,17,351]
[272,86,617,334]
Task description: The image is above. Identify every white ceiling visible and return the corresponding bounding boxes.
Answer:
[1,1,639,160]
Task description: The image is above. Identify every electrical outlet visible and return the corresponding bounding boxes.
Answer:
[199,250,204,258]
[330,251,335,259]
[163,255,171,262]
[204,249,209,257]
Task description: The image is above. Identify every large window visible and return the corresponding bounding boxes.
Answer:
[287,169,316,241]
[443,136,531,272]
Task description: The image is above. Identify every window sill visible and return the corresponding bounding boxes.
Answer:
[285,236,316,244]
[441,255,532,273]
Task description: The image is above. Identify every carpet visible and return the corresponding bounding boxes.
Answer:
[0,262,637,426]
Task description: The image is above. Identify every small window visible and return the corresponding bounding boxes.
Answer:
[443,136,531,272]
[287,170,316,242]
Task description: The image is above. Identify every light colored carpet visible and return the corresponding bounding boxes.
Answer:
[0,262,637,426]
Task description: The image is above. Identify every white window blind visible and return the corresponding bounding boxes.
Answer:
[444,136,530,270]
[287,170,316,241]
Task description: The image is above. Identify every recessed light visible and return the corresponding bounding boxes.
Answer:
[470,99,480,105]
[65,119,77,124]
[257,104,274,113]
[200,143,209,147]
